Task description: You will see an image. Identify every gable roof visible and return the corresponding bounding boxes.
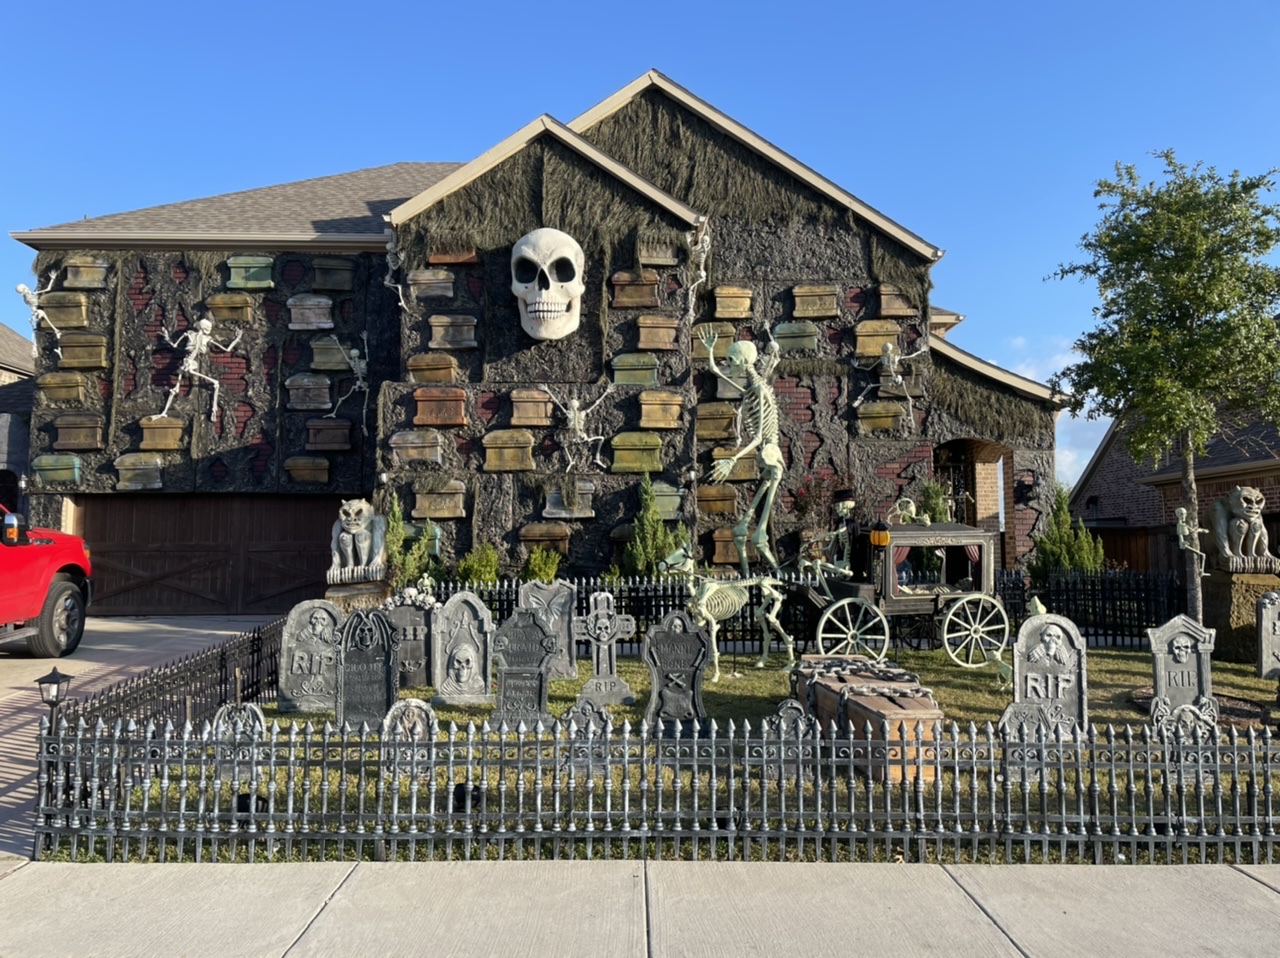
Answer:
[931,337,1063,406]
[388,115,703,229]
[568,70,942,262]
[13,163,461,251]
[0,324,34,377]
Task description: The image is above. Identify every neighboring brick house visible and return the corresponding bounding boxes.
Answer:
[10,70,1061,613]
[1070,414,1280,571]
[0,324,35,511]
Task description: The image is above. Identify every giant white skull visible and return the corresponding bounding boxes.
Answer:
[510,228,586,341]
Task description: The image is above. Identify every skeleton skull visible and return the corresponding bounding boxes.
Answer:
[510,228,585,341]
[1170,633,1193,664]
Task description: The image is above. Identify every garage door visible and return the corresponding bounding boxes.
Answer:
[78,494,342,615]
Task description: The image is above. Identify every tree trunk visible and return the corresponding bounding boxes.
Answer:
[1182,432,1203,622]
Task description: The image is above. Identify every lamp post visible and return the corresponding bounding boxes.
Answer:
[35,667,73,728]
[869,519,891,584]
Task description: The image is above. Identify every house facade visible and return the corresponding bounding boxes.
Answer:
[12,71,1059,614]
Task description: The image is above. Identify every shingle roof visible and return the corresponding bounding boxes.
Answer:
[15,162,462,246]
[0,324,34,377]
[0,377,35,416]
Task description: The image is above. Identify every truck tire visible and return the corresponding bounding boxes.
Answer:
[28,579,85,658]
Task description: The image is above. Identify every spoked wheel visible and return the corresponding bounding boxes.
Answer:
[815,598,890,660]
[939,595,1009,668]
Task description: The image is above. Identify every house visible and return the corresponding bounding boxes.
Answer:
[10,70,1061,614]
[1070,413,1280,571]
[0,323,35,511]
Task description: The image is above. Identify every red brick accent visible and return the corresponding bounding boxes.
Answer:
[845,287,865,312]
[208,352,248,395]
[120,356,137,398]
[774,377,813,423]
[870,442,935,518]
[98,376,111,400]
[212,405,223,439]
[780,435,792,468]
[455,436,474,459]
[248,430,273,478]
[262,344,277,381]
[477,391,499,424]
[209,458,228,483]
[233,402,254,438]
[466,274,484,302]
[282,341,303,367]
[265,300,282,324]
[340,299,355,320]
[282,260,305,286]
[171,261,187,284]
[128,265,151,316]
[665,274,682,296]
[800,430,821,469]
[538,436,560,458]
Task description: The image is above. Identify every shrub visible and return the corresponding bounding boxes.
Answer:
[456,543,500,584]
[1027,484,1105,585]
[620,473,687,577]
[521,546,562,583]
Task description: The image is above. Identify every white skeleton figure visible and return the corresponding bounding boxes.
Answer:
[851,342,929,431]
[16,270,59,358]
[324,333,371,435]
[150,315,242,421]
[383,237,410,312]
[1175,507,1210,577]
[541,382,613,471]
[658,545,794,683]
[700,326,783,577]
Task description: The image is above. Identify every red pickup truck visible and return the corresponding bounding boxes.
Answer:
[0,504,92,657]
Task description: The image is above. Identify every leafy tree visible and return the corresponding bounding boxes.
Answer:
[1027,484,1105,586]
[1052,151,1280,621]
[620,473,687,577]
[383,492,444,590]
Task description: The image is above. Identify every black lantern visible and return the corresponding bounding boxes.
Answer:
[35,667,73,726]
[869,520,892,551]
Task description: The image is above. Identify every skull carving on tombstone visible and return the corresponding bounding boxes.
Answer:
[510,228,586,341]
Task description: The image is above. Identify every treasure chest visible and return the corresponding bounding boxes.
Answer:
[696,484,736,514]
[510,388,553,427]
[312,257,356,291]
[714,285,752,319]
[695,403,738,441]
[691,323,734,360]
[408,268,454,300]
[427,314,478,350]
[412,387,467,428]
[774,320,820,353]
[114,453,164,491]
[711,528,758,565]
[610,432,661,473]
[37,292,88,329]
[412,479,466,519]
[139,416,184,451]
[518,522,572,556]
[791,285,839,319]
[482,429,535,472]
[53,413,104,451]
[406,353,458,384]
[57,333,108,370]
[206,292,254,324]
[388,429,444,464]
[285,372,332,411]
[286,294,333,330]
[226,255,274,290]
[283,456,329,484]
[36,372,87,404]
[62,256,109,289]
[32,454,81,485]
[637,314,680,351]
[305,417,352,452]
[610,352,659,387]
[639,390,683,429]
[610,269,660,308]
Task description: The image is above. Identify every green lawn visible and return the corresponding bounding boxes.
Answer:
[264,646,1279,733]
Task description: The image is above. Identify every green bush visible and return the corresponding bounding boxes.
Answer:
[620,473,687,577]
[1028,483,1105,586]
[520,546,562,583]
[456,543,500,584]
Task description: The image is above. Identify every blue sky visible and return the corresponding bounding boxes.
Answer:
[4,0,1277,484]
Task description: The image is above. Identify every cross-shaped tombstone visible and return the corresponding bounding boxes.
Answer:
[572,591,637,708]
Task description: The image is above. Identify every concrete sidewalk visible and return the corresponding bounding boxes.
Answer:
[0,615,273,858]
[0,859,1277,957]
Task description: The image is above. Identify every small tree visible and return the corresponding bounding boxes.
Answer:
[620,473,686,577]
[1053,151,1280,621]
[520,546,562,583]
[456,543,500,584]
[1027,484,1105,586]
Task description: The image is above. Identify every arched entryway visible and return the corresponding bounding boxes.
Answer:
[934,439,1015,568]
[0,470,18,513]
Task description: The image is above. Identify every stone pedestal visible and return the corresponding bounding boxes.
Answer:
[1203,570,1280,663]
[325,581,392,613]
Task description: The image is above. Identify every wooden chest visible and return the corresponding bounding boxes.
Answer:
[714,285,752,319]
[226,255,274,290]
[610,352,659,387]
[695,403,738,441]
[62,256,109,289]
[691,322,734,360]
[413,479,467,519]
[286,294,333,330]
[306,418,352,452]
[639,390,683,429]
[610,432,662,473]
[412,387,467,428]
[38,292,88,329]
[408,268,454,300]
[482,429,535,472]
[206,292,254,324]
[53,413,104,451]
[388,429,444,464]
[610,269,660,308]
[283,456,330,484]
[57,333,108,370]
[509,388,554,427]
[637,314,679,351]
[711,527,758,565]
[114,453,164,491]
[139,416,184,451]
[406,353,458,384]
[312,257,356,291]
[36,372,87,403]
[427,314,478,350]
[285,372,332,411]
[518,522,572,555]
[774,321,820,353]
[791,285,839,319]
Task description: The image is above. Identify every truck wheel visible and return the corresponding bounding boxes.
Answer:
[29,580,85,658]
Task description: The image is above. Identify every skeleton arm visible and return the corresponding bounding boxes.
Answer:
[697,326,735,385]
[35,270,57,297]
[758,329,781,379]
[212,329,243,352]
[582,382,614,416]
[539,384,571,416]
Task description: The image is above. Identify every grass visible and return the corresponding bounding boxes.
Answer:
[261,647,1280,733]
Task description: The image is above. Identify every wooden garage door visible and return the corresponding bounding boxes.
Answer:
[79,494,342,615]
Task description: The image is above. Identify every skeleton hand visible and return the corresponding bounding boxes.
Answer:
[710,458,737,483]
[227,330,243,351]
[697,324,718,355]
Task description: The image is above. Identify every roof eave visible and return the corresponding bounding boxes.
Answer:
[388,114,703,229]
[931,337,1066,406]
[567,69,943,263]
[1135,457,1280,486]
[10,230,390,252]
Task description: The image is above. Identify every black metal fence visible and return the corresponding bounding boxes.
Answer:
[33,716,1280,864]
[62,620,285,730]
[996,570,1186,647]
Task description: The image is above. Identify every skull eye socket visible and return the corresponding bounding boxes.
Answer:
[551,258,577,283]
[513,257,539,285]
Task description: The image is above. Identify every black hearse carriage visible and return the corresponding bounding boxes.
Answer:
[799,522,1007,668]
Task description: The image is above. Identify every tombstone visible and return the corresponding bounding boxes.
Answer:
[336,609,399,728]
[385,601,432,689]
[642,610,712,728]
[380,699,436,775]
[491,610,558,729]
[998,614,1089,738]
[278,599,344,712]
[1257,592,1280,680]
[210,702,267,783]
[559,700,612,777]
[572,591,637,707]
[431,592,495,706]
[517,580,577,679]
[1147,614,1220,739]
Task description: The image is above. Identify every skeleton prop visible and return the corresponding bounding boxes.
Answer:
[541,382,613,471]
[1175,507,1210,577]
[324,332,371,435]
[851,342,928,431]
[383,235,410,312]
[659,544,794,683]
[511,228,586,341]
[15,270,59,358]
[150,315,243,421]
[700,325,783,576]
